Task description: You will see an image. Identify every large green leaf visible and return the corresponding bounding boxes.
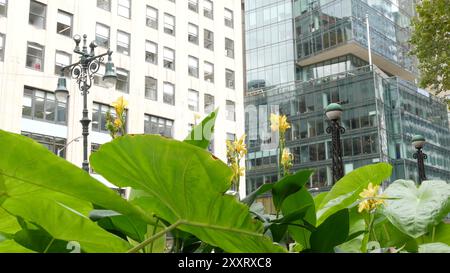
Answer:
[272,170,313,211]
[316,163,392,225]
[433,222,450,245]
[184,109,218,149]
[0,207,20,235]
[310,209,349,253]
[2,197,131,253]
[241,183,273,207]
[90,135,285,253]
[383,180,450,238]
[0,240,35,253]
[418,243,450,253]
[373,215,418,253]
[0,130,155,225]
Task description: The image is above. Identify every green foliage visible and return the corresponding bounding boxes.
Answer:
[316,163,392,225]
[418,243,450,253]
[310,209,350,253]
[410,0,450,94]
[383,180,450,238]
[272,170,313,212]
[184,109,218,149]
[90,135,285,253]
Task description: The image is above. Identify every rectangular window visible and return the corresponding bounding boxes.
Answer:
[116,69,129,93]
[188,56,199,78]
[0,0,7,17]
[188,23,199,45]
[146,6,158,29]
[0,33,4,62]
[164,13,175,36]
[96,23,110,48]
[226,100,235,121]
[29,1,46,29]
[93,64,109,88]
[97,0,111,11]
[117,31,130,56]
[224,8,233,28]
[145,76,157,101]
[118,0,131,19]
[145,40,158,64]
[227,133,236,141]
[144,115,173,138]
[26,42,44,71]
[163,82,175,105]
[225,69,235,89]
[225,38,234,58]
[188,0,198,13]
[204,94,214,114]
[353,137,362,155]
[204,61,214,83]
[204,29,214,51]
[204,0,213,19]
[22,87,67,125]
[188,89,199,112]
[92,102,127,133]
[56,10,72,37]
[22,132,66,158]
[55,50,71,77]
[163,47,175,70]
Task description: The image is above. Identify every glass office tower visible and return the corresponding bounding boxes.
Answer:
[243,0,450,211]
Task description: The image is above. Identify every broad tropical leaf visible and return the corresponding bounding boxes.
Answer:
[90,135,285,253]
[383,180,450,238]
[184,109,218,149]
[316,163,392,225]
[310,209,349,253]
[433,222,450,245]
[418,243,450,253]
[272,170,313,211]
[242,184,273,207]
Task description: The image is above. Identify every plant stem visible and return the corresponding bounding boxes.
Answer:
[128,220,182,253]
[432,226,436,243]
[149,218,160,253]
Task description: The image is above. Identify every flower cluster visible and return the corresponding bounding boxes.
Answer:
[281,148,293,171]
[270,114,291,134]
[226,134,247,190]
[106,96,128,139]
[358,183,386,213]
[270,113,292,176]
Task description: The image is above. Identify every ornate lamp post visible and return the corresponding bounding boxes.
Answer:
[326,103,345,183]
[412,135,427,183]
[55,34,117,172]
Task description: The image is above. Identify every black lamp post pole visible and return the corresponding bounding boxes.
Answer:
[327,119,345,183]
[413,147,427,184]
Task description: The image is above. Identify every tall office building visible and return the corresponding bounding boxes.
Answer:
[0,0,246,194]
[243,0,450,209]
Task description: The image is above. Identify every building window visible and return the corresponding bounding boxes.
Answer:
[224,8,233,28]
[146,6,158,29]
[204,29,214,51]
[117,31,130,56]
[96,23,110,48]
[144,115,173,138]
[29,1,46,29]
[116,69,129,93]
[225,38,234,59]
[204,61,214,83]
[163,47,175,70]
[117,0,131,19]
[226,100,235,121]
[93,64,109,88]
[0,33,4,62]
[204,94,214,114]
[26,42,44,71]
[0,0,7,17]
[145,40,158,64]
[56,10,72,37]
[188,23,199,45]
[188,56,199,78]
[226,133,236,141]
[92,102,127,133]
[188,0,198,12]
[163,82,175,105]
[145,76,157,101]
[22,132,66,158]
[164,13,175,36]
[225,69,235,89]
[97,0,111,11]
[22,87,67,125]
[55,50,71,77]
[203,0,213,19]
[188,89,199,112]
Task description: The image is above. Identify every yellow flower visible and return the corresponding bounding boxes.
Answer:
[114,118,123,128]
[270,114,291,133]
[233,134,247,157]
[111,96,128,116]
[281,148,293,167]
[358,183,386,213]
[231,163,245,178]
